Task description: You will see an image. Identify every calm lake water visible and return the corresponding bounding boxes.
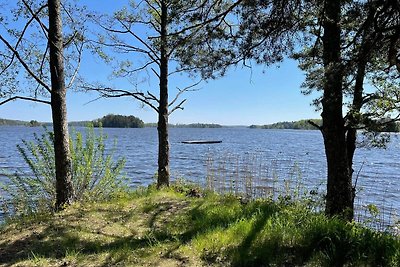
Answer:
[1,126,399,225]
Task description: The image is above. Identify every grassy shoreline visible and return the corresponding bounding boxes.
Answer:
[1,185,399,266]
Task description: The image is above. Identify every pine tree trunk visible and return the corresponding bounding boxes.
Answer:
[346,14,374,205]
[347,59,366,180]
[48,0,74,209]
[322,0,353,221]
[157,0,170,187]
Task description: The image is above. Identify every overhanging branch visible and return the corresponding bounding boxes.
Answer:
[22,0,49,37]
[0,96,51,106]
[307,120,322,131]
[169,99,186,114]
[0,35,51,92]
[169,79,202,108]
[82,85,159,112]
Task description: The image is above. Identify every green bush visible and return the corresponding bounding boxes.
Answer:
[0,125,126,217]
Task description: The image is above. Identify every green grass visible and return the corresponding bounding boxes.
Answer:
[0,185,399,266]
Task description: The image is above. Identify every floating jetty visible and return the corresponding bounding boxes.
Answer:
[181,140,222,144]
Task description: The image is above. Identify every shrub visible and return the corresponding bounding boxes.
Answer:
[0,125,126,217]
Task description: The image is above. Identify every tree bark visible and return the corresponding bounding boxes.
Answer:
[48,0,74,209]
[346,61,365,205]
[346,58,366,186]
[321,0,353,220]
[346,7,376,203]
[157,0,170,187]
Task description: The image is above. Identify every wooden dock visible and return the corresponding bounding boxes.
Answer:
[181,140,222,144]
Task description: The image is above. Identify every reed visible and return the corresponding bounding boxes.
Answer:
[205,151,323,205]
[204,150,399,233]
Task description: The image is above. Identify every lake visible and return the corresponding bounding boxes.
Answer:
[1,126,399,226]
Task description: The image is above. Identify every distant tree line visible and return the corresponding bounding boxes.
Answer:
[250,119,322,130]
[178,123,222,128]
[0,118,27,126]
[92,114,144,128]
[0,118,41,127]
[144,123,222,128]
[250,119,400,132]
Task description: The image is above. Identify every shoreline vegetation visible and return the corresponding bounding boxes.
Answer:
[3,116,399,131]
[250,119,322,130]
[0,185,399,266]
[250,119,400,132]
[0,116,223,129]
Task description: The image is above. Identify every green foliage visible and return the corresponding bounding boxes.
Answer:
[92,114,144,128]
[0,186,399,266]
[0,1,88,97]
[250,119,322,130]
[174,123,223,128]
[0,118,39,126]
[143,122,223,128]
[295,1,400,145]
[29,120,41,127]
[137,186,400,266]
[189,198,400,266]
[0,125,126,217]
[69,126,127,201]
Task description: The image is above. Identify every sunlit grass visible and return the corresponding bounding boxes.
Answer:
[0,184,399,266]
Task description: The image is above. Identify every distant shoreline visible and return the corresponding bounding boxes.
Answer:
[0,118,225,129]
[2,117,399,131]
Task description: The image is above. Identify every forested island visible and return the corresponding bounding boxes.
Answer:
[250,119,322,130]
[251,119,400,132]
[92,114,144,128]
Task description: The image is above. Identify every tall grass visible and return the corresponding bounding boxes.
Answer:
[205,151,324,207]
[0,125,126,217]
[205,151,399,233]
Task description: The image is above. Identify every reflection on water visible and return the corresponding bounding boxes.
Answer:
[0,126,399,226]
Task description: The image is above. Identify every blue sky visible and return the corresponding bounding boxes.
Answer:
[0,1,320,126]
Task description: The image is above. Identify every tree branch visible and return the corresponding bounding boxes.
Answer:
[169,79,201,108]
[66,40,84,89]
[169,99,186,114]
[82,85,159,112]
[307,120,322,131]
[0,35,51,92]
[22,0,49,37]
[144,0,161,18]
[0,3,48,75]
[37,44,51,93]
[0,96,51,106]
[168,0,243,37]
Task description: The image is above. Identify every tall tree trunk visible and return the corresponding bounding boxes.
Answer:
[346,58,366,188]
[157,0,170,187]
[346,8,376,204]
[321,0,353,220]
[48,0,74,209]
[346,62,365,205]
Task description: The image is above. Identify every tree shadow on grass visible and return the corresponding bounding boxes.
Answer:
[0,197,243,266]
[218,212,400,267]
[3,197,369,267]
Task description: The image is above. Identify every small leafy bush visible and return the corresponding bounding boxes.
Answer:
[0,125,126,217]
